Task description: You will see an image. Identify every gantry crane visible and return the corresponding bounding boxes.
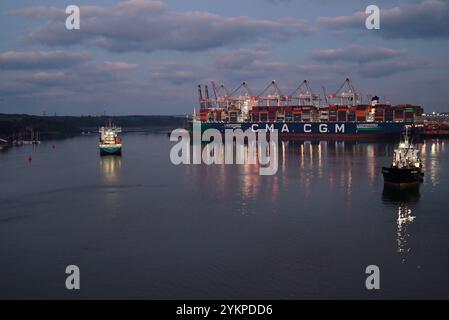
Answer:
[288,80,321,108]
[329,78,361,106]
[257,80,287,107]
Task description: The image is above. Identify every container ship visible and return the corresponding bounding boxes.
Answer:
[99,120,122,155]
[189,78,424,140]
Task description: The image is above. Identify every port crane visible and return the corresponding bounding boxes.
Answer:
[228,82,255,107]
[198,83,218,110]
[197,85,207,110]
[257,80,288,107]
[204,85,213,109]
[227,82,256,120]
[211,81,232,109]
[288,80,321,108]
[330,78,361,106]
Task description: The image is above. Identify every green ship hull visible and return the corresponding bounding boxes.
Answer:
[100,146,122,155]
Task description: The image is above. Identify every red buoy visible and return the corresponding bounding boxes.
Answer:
[28,155,32,162]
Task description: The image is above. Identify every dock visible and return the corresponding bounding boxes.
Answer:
[423,116,449,138]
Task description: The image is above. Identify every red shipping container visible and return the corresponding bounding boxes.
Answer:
[269,106,277,113]
[394,110,404,120]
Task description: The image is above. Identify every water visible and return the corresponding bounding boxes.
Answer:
[0,133,448,299]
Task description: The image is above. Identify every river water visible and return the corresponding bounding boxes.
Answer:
[0,133,448,299]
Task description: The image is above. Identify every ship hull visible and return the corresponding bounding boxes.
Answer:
[100,145,122,155]
[189,121,420,141]
[382,167,422,188]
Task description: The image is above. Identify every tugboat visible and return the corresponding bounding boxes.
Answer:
[382,129,423,188]
[99,120,122,156]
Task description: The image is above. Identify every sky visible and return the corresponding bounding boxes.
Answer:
[0,0,448,115]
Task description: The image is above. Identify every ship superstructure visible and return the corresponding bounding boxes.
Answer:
[99,120,122,155]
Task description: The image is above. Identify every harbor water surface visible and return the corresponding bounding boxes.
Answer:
[1,133,449,299]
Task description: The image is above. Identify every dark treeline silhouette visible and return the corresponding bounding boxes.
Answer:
[0,114,185,139]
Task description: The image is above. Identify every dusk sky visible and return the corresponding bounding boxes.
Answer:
[0,0,448,115]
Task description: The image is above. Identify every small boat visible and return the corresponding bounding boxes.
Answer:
[99,120,122,156]
[0,138,10,151]
[382,129,423,188]
[22,130,41,145]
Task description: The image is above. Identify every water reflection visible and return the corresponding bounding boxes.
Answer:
[382,186,420,264]
[100,155,122,182]
[182,139,444,219]
[421,140,444,190]
[99,155,123,212]
[185,140,397,209]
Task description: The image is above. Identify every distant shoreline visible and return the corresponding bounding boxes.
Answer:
[0,114,186,140]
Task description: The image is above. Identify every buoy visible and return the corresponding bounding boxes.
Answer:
[52,145,56,149]
[28,155,32,162]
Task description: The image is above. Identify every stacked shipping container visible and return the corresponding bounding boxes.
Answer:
[199,104,422,123]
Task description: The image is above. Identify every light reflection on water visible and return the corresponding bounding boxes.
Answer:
[99,155,122,212]
[421,140,444,190]
[187,139,446,263]
[192,140,396,201]
[382,186,420,264]
[1,135,449,299]
[100,155,122,182]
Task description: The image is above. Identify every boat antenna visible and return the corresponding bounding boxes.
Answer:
[403,126,412,158]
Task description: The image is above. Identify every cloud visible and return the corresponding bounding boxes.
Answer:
[12,1,313,53]
[265,0,292,3]
[211,48,271,69]
[10,0,166,17]
[0,51,89,70]
[154,45,428,89]
[116,0,167,13]
[317,11,365,29]
[358,60,429,78]
[29,71,66,82]
[212,47,296,72]
[151,63,209,84]
[100,61,138,71]
[152,47,348,90]
[310,46,407,63]
[10,6,66,19]
[317,0,449,39]
[0,54,139,102]
[307,45,427,78]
